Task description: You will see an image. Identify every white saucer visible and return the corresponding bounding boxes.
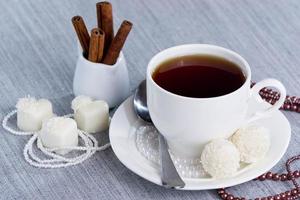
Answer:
[109,96,291,190]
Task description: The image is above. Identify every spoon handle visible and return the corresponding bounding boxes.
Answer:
[158,133,185,188]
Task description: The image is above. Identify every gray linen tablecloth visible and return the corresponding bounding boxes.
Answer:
[1,0,300,199]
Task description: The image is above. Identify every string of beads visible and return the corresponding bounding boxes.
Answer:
[217,83,300,200]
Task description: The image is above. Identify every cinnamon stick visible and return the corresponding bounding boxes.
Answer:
[96,2,114,54]
[88,28,105,63]
[72,16,90,57]
[103,20,132,65]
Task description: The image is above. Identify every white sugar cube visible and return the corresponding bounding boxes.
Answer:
[16,97,53,132]
[39,117,78,155]
[71,95,93,111]
[74,100,109,133]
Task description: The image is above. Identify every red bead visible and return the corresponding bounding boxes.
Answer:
[259,174,267,181]
[267,196,274,200]
[293,171,300,178]
[287,173,294,180]
[226,195,234,200]
[285,191,292,197]
[261,197,267,200]
[272,173,280,181]
[221,193,228,199]
[292,105,298,111]
[292,189,298,196]
[233,198,240,200]
[280,192,287,198]
[274,194,281,200]
[266,172,273,179]
[218,189,225,195]
[281,174,288,181]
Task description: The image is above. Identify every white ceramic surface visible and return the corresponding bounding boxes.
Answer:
[109,96,291,190]
[73,52,130,108]
[146,44,286,158]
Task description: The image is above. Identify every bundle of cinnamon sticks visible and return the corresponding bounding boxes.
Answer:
[72,2,132,65]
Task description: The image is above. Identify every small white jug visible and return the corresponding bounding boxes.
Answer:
[73,52,130,108]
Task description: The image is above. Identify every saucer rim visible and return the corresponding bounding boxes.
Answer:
[109,96,291,190]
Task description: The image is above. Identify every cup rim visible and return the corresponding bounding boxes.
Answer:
[147,44,251,100]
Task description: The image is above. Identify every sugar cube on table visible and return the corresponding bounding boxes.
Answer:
[71,95,93,112]
[39,117,78,155]
[16,97,53,132]
[74,100,109,133]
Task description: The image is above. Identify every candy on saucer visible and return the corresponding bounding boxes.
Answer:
[72,96,109,133]
[201,139,240,179]
[231,126,270,163]
[39,117,78,155]
[16,97,54,132]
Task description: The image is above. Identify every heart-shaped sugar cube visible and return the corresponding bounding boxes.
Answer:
[71,95,93,112]
[39,117,78,155]
[16,97,53,132]
[74,100,109,133]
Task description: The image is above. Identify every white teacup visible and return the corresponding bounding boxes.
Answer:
[146,44,286,158]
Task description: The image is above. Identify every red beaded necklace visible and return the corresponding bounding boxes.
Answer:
[217,83,300,200]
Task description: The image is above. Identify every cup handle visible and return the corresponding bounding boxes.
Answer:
[245,78,286,124]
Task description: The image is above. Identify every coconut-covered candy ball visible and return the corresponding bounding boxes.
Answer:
[201,139,240,179]
[231,126,270,164]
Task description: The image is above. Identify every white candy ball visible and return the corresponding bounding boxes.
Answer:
[231,126,270,163]
[71,95,93,111]
[201,139,240,179]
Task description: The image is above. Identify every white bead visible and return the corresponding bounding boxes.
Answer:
[135,124,208,178]
[39,117,78,155]
[3,106,111,169]
[74,100,109,133]
[16,97,53,132]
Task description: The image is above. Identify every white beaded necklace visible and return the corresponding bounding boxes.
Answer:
[2,109,110,168]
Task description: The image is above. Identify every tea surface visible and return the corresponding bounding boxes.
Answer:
[152,55,246,98]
